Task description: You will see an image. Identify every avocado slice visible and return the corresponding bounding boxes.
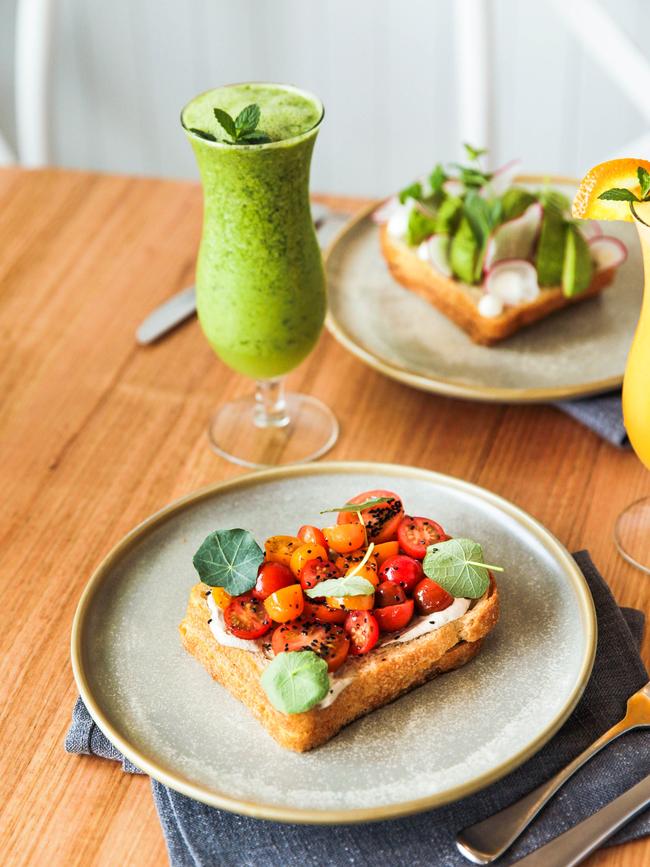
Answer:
[501,187,537,221]
[435,196,462,234]
[536,207,566,287]
[450,217,480,284]
[562,225,593,297]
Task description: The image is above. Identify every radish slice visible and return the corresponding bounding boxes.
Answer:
[373,196,399,224]
[578,220,603,241]
[483,158,523,197]
[484,202,543,271]
[418,234,452,276]
[485,260,540,305]
[589,236,627,271]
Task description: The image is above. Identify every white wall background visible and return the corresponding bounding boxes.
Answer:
[0,0,648,196]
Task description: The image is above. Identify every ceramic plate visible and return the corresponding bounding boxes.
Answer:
[71,462,596,823]
[325,178,641,402]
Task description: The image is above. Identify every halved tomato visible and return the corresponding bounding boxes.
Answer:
[289,542,328,578]
[271,621,350,671]
[223,596,271,640]
[344,611,380,655]
[336,489,404,543]
[326,594,374,611]
[252,562,296,600]
[374,599,414,633]
[264,535,303,567]
[373,540,400,566]
[397,516,449,560]
[302,599,347,625]
[208,587,231,610]
[264,584,304,623]
[322,522,366,554]
[300,558,341,591]
[297,525,328,551]
[414,578,454,615]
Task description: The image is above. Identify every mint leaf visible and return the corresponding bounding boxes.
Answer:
[235,103,260,134]
[638,167,650,198]
[464,143,487,162]
[399,181,423,204]
[261,651,329,714]
[321,496,394,515]
[423,537,501,599]
[193,528,263,595]
[213,108,237,139]
[429,163,447,195]
[188,127,217,142]
[305,575,375,598]
[598,188,640,202]
[238,131,271,144]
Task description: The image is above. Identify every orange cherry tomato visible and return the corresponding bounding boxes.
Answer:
[289,542,328,578]
[322,523,366,554]
[297,525,329,551]
[337,489,404,543]
[264,535,303,568]
[263,584,304,623]
[373,540,400,566]
[326,594,374,611]
[208,587,231,610]
[345,559,379,587]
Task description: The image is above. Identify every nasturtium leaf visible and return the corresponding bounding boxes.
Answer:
[423,538,493,599]
[192,528,263,596]
[304,575,375,599]
[261,651,329,714]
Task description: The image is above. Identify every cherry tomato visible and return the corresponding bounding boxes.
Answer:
[345,611,380,655]
[300,558,341,591]
[374,599,415,633]
[322,523,366,554]
[374,580,406,608]
[373,540,400,566]
[335,550,379,586]
[303,600,347,625]
[344,559,379,587]
[223,596,271,640]
[290,543,328,578]
[252,562,296,600]
[264,535,303,567]
[264,584,304,623]
[397,516,449,560]
[336,489,404,543]
[326,594,374,611]
[271,621,350,672]
[414,578,454,615]
[208,587,231,610]
[379,554,423,594]
[297,525,328,551]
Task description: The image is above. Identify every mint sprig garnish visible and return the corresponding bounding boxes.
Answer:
[261,651,329,714]
[213,103,271,145]
[423,538,503,599]
[464,143,487,162]
[192,528,263,595]
[598,166,650,226]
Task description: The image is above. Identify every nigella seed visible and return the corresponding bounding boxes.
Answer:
[207,618,212,624]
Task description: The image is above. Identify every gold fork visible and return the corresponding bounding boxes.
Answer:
[456,681,650,864]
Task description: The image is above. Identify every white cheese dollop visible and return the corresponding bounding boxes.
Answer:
[205,592,263,653]
[315,674,355,710]
[478,294,504,318]
[381,597,471,646]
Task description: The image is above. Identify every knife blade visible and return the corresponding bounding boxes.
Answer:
[135,205,349,345]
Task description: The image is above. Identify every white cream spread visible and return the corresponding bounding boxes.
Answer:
[205,592,264,653]
[386,198,416,240]
[381,597,471,646]
[478,294,504,318]
[315,674,355,710]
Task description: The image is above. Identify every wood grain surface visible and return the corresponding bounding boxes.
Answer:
[1,168,648,867]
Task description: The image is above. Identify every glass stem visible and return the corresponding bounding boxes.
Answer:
[254,378,290,429]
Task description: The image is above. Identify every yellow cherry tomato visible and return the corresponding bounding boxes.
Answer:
[326,594,374,611]
[264,584,305,623]
[289,542,328,578]
[208,586,231,610]
[373,540,399,566]
[322,522,366,554]
[264,535,302,568]
[346,560,379,587]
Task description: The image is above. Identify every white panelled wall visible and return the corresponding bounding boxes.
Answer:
[0,0,648,195]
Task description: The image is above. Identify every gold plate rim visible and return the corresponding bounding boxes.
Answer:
[324,175,624,404]
[71,460,597,824]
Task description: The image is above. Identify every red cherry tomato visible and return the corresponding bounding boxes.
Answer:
[302,600,347,625]
[337,489,404,543]
[374,599,415,633]
[397,516,449,560]
[374,580,406,608]
[223,596,271,640]
[344,610,380,655]
[252,562,296,600]
[414,578,454,615]
[271,621,350,672]
[299,558,341,591]
[379,555,423,595]
[297,525,329,551]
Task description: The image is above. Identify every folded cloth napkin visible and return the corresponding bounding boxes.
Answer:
[556,390,628,447]
[66,552,649,867]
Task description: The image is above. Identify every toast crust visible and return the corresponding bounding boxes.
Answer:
[179,579,499,752]
[380,225,615,345]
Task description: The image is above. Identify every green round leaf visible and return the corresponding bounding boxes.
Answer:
[192,528,263,596]
[261,651,330,714]
[304,575,375,599]
[423,537,490,599]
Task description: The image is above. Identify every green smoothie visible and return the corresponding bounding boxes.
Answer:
[182,83,326,380]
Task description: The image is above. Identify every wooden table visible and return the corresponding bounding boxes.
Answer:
[1,168,648,866]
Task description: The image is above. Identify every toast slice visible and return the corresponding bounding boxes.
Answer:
[380,225,615,345]
[179,578,499,752]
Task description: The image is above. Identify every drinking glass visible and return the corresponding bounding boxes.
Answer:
[181,83,338,467]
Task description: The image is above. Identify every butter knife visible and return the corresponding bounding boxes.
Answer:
[135,203,344,345]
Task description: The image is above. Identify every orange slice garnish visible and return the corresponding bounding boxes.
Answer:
[572,158,650,222]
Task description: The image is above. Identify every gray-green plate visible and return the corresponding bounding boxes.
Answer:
[71,462,596,823]
[325,178,641,402]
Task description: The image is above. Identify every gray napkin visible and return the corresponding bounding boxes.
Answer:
[66,552,649,866]
[556,391,628,447]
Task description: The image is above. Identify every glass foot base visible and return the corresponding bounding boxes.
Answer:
[614,497,650,574]
[207,392,339,468]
